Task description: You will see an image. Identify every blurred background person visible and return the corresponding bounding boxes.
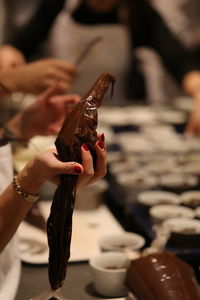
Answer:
[137,0,200,104]
[1,0,200,133]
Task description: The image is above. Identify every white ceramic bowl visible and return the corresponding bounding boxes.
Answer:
[116,172,157,190]
[163,218,200,234]
[99,232,145,252]
[137,190,180,207]
[180,191,200,208]
[156,110,186,124]
[89,252,129,297]
[159,173,198,190]
[143,160,177,175]
[181,162,200,176]
[75,180,108,210]
[195,207,200,219]
[149,204,194,223]
[109,160,139,175]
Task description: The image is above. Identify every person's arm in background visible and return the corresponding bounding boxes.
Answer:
[5,0,66,60]
[0,58,77,96]
[3,84,80,140]
[132,5,200,135]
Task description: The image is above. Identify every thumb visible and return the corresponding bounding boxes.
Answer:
[56,161,83,175]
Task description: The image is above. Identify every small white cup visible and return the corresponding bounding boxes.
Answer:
[89,252,129,298]
[99,232,145,252]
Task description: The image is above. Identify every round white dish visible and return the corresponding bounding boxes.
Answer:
[149,204,194,223]
[99,232,145,252]
[137,190,180,206]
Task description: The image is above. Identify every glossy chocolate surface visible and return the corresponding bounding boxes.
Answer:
[47,73,115,290]
[125,251,200,300]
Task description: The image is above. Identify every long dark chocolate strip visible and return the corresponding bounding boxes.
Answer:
[47,73,115,290]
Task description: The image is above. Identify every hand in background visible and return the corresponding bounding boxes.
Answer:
[6,84,81,140]
[185,96,200,136]
[0,58,78,95]
[0,44,26,69]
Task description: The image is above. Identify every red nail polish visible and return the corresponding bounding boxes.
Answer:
[82,144,89,151]
[74,166,82,174]
[98,139,104,149]
[101,133,105,141]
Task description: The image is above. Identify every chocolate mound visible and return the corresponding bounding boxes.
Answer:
[125,251,200,300]
[47,73,115,290]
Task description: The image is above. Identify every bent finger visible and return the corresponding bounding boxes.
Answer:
[90,136,107,184]
[77,144,94,189]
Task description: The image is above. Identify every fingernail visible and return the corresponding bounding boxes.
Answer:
[82,143,89,151]
[98,139,104,149]
[74,166,82,174]
[101,133,105,142]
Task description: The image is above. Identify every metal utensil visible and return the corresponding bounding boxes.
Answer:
[75,36,103,66]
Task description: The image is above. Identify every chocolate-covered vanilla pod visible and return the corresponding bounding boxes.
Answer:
[125,251,200,300]
[47,73,115,290]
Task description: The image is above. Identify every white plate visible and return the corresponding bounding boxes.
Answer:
[18,223,48,264]
[18,202,124,264]
[149,204,194,222]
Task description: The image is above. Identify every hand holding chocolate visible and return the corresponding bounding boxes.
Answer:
[47,73,115,290]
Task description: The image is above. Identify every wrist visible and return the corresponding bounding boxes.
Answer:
[17,164,45,196]
[12,175,39,203]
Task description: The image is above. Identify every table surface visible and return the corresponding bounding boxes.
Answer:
[15,261,106,300]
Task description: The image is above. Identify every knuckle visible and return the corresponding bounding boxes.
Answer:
[85,170,94,177]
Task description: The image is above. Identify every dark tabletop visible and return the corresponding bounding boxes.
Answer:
[15,262,105,300]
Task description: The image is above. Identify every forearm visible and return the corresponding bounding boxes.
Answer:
[0,165,43,253]
[0,184,32,253]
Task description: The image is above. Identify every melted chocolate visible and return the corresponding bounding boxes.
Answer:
[47,73,115,290]
[125,251,200,300]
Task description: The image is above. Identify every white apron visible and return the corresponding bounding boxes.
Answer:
[0,144,21,300]
[46,0,131,105]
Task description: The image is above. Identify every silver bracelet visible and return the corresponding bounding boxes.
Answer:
[12,175,39,203]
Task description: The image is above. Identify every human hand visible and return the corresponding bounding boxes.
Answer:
[77,133,106,189]
[17,135,106,195]
[0,58,77,95]
[185,95,200,136]
[6,84,81,140]
[0,44,26,69]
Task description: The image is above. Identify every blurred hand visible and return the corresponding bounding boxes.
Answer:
[0,44,26,69]
[6,84,81,140]
[185,95,200,136]
[0,58,77,95]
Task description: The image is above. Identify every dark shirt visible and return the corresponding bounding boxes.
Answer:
[8,0,199,84]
